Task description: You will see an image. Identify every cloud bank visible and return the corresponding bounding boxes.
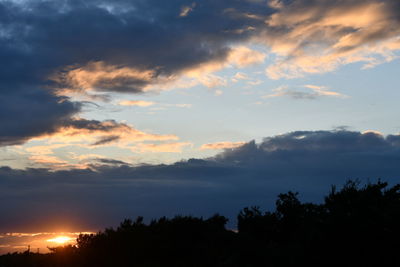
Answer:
[1,130,400,232]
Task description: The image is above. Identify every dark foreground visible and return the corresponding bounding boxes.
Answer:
[1,180,400,267]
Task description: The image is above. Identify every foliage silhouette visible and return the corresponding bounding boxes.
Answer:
[1,180,400,266]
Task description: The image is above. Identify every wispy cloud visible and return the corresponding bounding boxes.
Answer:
[263,85,348,100]
[262,0,400,79]
[25,118,180,154]
[179,2,196,17]
[200,141,246,150]
[232,72,249,82]
[131,142,192,153]
[118,101,192,109]
[118,100,155,107]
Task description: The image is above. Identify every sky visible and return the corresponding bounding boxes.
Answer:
[1,0,400,254]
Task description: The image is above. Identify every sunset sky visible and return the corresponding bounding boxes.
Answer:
[1,0,400,253]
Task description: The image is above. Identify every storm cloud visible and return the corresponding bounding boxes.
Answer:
[1,130,400,232]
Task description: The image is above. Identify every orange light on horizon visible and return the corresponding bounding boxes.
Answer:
[46,236,75,245]
[0,232,96,254]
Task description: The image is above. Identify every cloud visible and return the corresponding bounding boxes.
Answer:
[262,0,400,79]
[1,130,400,232]
[32,118,179,147]
[194,73,228,88]
[119,100,155,107]
[157,45,267,90]
[0,0,273,146]
[214,89,223,96]
[179,3,196,17]
[247,79,263,86]
[227,46,267,67]
[0,90,81,146]
[69,153,107,161]
[232,72,249,82]
[118,101,192,110]
[93,158,131,166]
[53,45,267,97]
[1,0,399,147]
[268,0,284,10]
[27,155,90,170]
[173,104,192,108]
[131,142,192,153]
[25,144,69,156]
[20,143,135,170]
[11,117,187,170]
[91,135,121,146]
[200,141,246,150]
[231,72,263,86]
[28,155,68,166]
[263,85,348,99]
[53,61,157,94]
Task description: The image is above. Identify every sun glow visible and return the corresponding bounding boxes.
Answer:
[46,236,74,244]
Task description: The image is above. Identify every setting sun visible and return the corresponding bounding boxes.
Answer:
[47,236,74,244]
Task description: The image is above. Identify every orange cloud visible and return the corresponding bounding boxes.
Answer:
[53,45,267,99]
[17,118,186,169]
[23,144,92,170]
[260,0,400,79]
[200,141,246,150]
[53,61,155,94]
[28,155,90,170]
[119,100,155,107]
[152,45,266,90]
[33,118,178,146]
[227,46,267,67]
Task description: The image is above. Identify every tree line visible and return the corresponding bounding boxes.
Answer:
[1,180,400,266]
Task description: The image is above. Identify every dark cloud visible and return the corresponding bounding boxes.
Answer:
[1,130,400,232]
[0,90,81,146]
[0,0,273,145]
[93,158,131,166]
[91,135,121,146]
[65,118,129,132]
[1,0,399,145]
[1,0,272,89]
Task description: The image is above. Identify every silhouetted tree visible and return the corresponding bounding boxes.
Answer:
[2,180,400,267]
